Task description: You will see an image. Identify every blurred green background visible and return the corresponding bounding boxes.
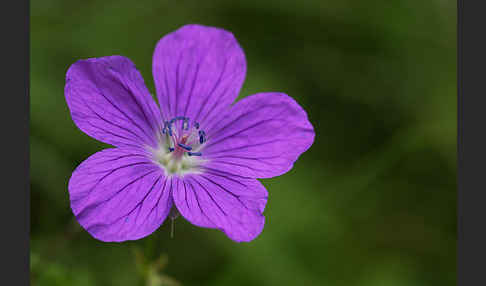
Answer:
[30,0,456,285]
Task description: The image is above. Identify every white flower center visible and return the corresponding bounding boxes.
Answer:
[151,117,207,177]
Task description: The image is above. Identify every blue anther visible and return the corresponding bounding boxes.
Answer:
[198,130,206,144]
[183,118,189,130]
[169,117,190,130]
[188,152,202,156]
[168,147,175,152]
[166,121,173,136]
[177,143,192,151]
[162,121,169,134]
[171,116,186,124]
[194,122,200,129]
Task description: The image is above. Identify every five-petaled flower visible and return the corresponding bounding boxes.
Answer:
[65,24,315,242]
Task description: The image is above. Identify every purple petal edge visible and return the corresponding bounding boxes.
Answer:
[69,147,172,242]
[65,55,162,148]
[173,173,267,242]
[152,24,246,125]
[203,92,315,178]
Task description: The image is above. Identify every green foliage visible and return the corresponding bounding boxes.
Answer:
[31,0,456,285]
[134,247,181,286]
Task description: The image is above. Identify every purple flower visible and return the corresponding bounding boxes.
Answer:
[65,24,315,242]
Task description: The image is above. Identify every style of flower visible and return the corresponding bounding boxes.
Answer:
[65,24,315,242]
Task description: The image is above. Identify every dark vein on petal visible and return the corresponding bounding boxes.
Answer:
[204,172,267,200]
[193,58,228,122]
[129,68,161,130]
[86,152,147,166]
[208,160,269,173]
[205,118,286,148]
[86,174,162,232]
[147,177,168,220]
[71,162,154,203]
[174,52,184,116]
[207,125,314,154]
[182,52,205,119]
[182,180,190,216]
[195,176,251,231]
[157,177,173,219]
[119,174,162,224]
[104,152,147,162]
[133,70,160,132]
[85,120,142,148]
[202,172,247,188]
[124,82,157,138]
[199,175,238,199]
[190,177,227,216]
[207,103,282,139]
[109,66,156,137]
[202,167,254,180]
[201,83,232,129]
[162,64,172,117]
[210,156,287,168]
[185,179,216,227]
[199,175,250,211]
[204,139,282,155]
[84,161,152,175]
[81,95,149,144]
[76,169,158,219]
[207,154,281,161]
[91,78,154,143]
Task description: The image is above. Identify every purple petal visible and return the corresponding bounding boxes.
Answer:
[152,24,246,126]
[173,173,267,242]
[68,147,172,242]
[65,55,162,148]
[203,93,315,178]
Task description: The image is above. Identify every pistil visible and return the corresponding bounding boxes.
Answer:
[154,116,208,176]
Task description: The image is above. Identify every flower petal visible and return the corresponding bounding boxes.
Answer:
[152,24,246,125]
[65,55,162,148]
[203,93,315,178]
[68,147,172,242]
[173,172,267,242]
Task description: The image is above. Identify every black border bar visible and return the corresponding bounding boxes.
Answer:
[1,0,30,285]
[458,0,486,285]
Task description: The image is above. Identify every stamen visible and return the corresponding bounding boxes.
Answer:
[159,117,207,173]
[162,121,169,134]
[170,116,187,124]
[168,117,191,131]
[177,143,192,151]
[183,118,189,130]
[199,130,206,144]
[165,120,173,136]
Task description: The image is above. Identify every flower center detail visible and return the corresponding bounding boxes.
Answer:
[152,116,207,176]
